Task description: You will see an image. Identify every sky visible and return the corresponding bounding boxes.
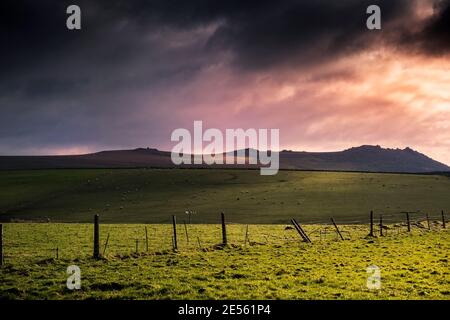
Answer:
[1,0,450,165]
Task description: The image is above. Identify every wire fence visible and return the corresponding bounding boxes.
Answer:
[0,210,447,266]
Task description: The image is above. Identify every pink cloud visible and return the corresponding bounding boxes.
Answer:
[154,49,450,165]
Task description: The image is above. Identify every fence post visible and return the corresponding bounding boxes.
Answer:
[244,225,249,246]
[298,220,311,243]
[330,218,344,240]
[379,215,383,237]
[426,213,430,230]
[292,219,307,242]
[292,219,312,243]
[145,227,149,252]
[442,210,446,229]
[183,220,189,244]
[197,236,202,249]
[172,215,178,250]
[93,214,100,259]
[369,210,374,237]
[221,212,227,245]
[103,233,110,256]
[291,219,306,242]
[406,212,411,232]
[0,224,3,266]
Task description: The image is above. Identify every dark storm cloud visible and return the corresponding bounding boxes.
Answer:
[0,0,217,152]
[0,0,449,154]
[402,0,450,55]
[425,0,450,53]
[205,0,414,70]
[3,0,447,76]
[139,0,450,68]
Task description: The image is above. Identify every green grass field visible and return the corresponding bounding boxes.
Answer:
[1,169,449,300]
[1,169,449,223]
[0,223,449,299]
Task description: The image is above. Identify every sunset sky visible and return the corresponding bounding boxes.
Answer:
[1,0,450,164]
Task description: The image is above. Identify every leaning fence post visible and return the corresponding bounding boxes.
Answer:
[221,212,227,245]
[292,219,312,243]
[291,219,307,242]
[442,210,446,229]
[330,218,344,240]
[93,214,100,259]
[297,220,311,243]
[172,215,178,250]
[103,233,110,256]
[0,224,3,266]
[406,212,411,232]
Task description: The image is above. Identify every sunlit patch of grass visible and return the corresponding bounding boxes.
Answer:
[0,223,448,299]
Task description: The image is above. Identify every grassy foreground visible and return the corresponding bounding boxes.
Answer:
[1,169,450,223]
[1,223,449,300]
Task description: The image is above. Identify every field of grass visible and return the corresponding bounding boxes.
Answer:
[0,223,449,300]
[1,169,450,223]
[1,169,448,300]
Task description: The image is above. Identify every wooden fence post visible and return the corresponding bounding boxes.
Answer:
[0,224,3,266]
[291,219,312,243]
[197,236,202,249]
[172,215,178,250]
[145,227,149,252]
[426,213,430,230]
[369,211,374,237]
[183,220,189,244]
[330,218,344,240]
[291,219,306,242]
[135,240,139,253]
[291,219,307,242]
[56,247,59,259]
[244,225,249,246]
[221,212,227,245]
[406,212,411,232]
[93,214,100,259]
[442,210,446,229]
[103,233,110,256]
[379,215,383,237]
[299,221,311,243]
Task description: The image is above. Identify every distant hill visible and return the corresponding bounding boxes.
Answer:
[279,145,450,172]
[0,145,449,173]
